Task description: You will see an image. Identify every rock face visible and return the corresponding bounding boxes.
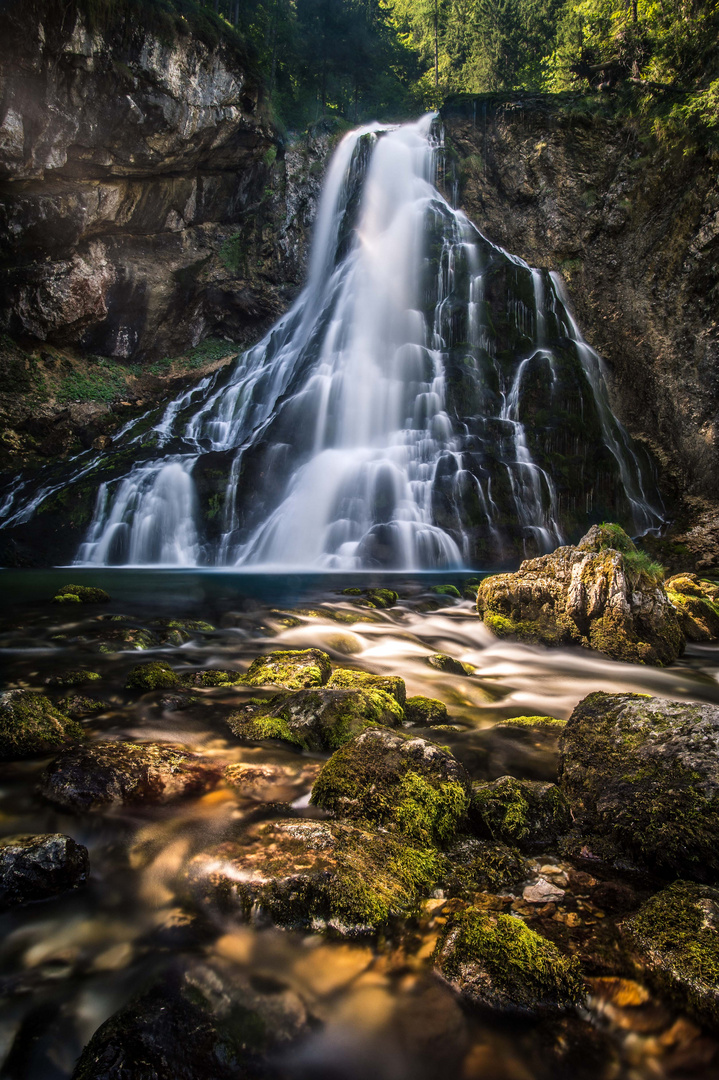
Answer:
[476,524,684,664]
[443,95,719,526]
[0,833,89,907]
[559,693,719,878]
[0,689,84,758]
[0,0,329,361]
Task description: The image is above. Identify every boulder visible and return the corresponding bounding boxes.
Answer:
[434,906,584,1015]
[341,588,398,608]
[426,653,469,676]
[240,648,332,690]
[57,694,107,719]
[429,584,462,599]
[665,573,719,641]
[226,687,403,752]
[0,833,89,908]
[476,524,684,665]
[470,776,571,851]
[125,661,180,691]
[0,689,84,759]
[441,835,527,898]
[310,728,471,845]
[45,669,101,688]
[326,667,406,705]
[559,692,719,877]
[39,741,222,812]
[52,584,110,604]
[404,696,449,725]
[182,669,240,688]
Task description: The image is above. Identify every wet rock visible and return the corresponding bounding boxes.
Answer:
[434,906,585,1015]
[426,653,469,676]
[495,715,566,732]
[441,835,527,898]
[666,574,719,641]
[310,728,471,845]
[45,669,101,688]
[241,648,332,690]
[125,661,180,691]
[624,882,719,1032]
[51,584,110,604]
[57,693,107,719]
[227,687,403,752]
[39,741,222,812]
[523,877,566,904]
[326,667,406,705]
[559,692,719,878]
[0,689,84,759]
[470,775,571,852]
[428,584,462,599]
[0,833,89,908]
[404,696,449,725]
[182,669,240,688]
[185,817,441,933]
[476,524,684,665]
[341,587,398,608]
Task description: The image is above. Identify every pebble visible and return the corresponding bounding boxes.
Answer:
[522,877,565,904]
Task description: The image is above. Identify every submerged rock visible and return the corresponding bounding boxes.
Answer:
[341,587,398,608]
[0,690,84,759]
[441,835,527,897]
[665,573,719,641]
[52,584,110,604]
[224,761,322,802]
[476,524,684,665]
[40,741,222,812]
[404,696,449,725]
[470,776,571,852]
[434,906,585,1015]
[183,669,240,688]
[0,833,89,908]
[45,669,101,688]
[310,728,471,845]
[185,818,441,933]
[57,693,108,719]
[326,667,406,705]
[426,653,470,675]
[227,687,403,752]
[125,661,181,691]
[559,692,719,877]
[429,584,462,599]
[241,648,332,690]
[624,881,719,1032]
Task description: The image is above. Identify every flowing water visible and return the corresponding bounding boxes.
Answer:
[2,571,719,1079]
[0,116,663,569]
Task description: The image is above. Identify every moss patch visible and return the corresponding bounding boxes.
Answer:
[0,690,84,759]
[240,649,332,690]
[125,661,180,691]
[470,776,571,851]
[326,668,406,706]
[404,696,449,725]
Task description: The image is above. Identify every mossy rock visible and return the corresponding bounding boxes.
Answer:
[227,687,403,752]
[326,667,406,706]
[495,715,566,731]
[51,584,110,604]
[434,907,585,1016]
[185,818,441,933]
[577,523,637,555]
[311,728,471,846]
[666,573,719,642]
[240,648,332,690]
[624,881,719,1032]
[429,584,462,599]
[46,669,101,688]
[125,661,180,691]
[57,694,107,719]
[340,588,398,609]
[426,653,469,676]
[0,833,90,909]
[471,776,571,852]
[404,696,449,725]
[0,690,84,759]
[182,669,240,688]
[441,835,528,897]
[559,693,719,878]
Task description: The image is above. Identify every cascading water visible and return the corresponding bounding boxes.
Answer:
[0,115,664,568]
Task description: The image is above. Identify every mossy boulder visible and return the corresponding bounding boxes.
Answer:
[0,833,89,908]
[46,669,101,689]
[57,694,107,719]
[471,776,571,852]
[624,881,719,1032]
[39,741,222,812]
[429,584,462,599]
[125,661,180,691]
[434,907,585,1015]
[226,687,403,752]
[426,653,469,676]
[0,690,84,759]
[559,693,719,877]
[51,584,110,604]
[326,667,406,705]
[310,728,471,846]
[185,818,441,933]
[341,588,398,608]
[241,648,332,690]
[495,715,566,731]
[476,524,684,665]
[441,835,528,897]
[404,696,449,725]
[182,669,240,688]
[666,573,719,641]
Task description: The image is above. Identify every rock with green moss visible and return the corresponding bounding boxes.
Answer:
[310,728,471,845]
[559,692,719,877]
[441,836,528,897]
[185,817,441,933]
[471,776,571,852]
[341,588,398,609]
[125,661,180,691]
[149,617,216,646]
[495,715,566,731]
[182,669,240,688]
[624,881,719,1032]
[434,907,585,1016]
[404,696,449,725]
[227,687,403,752]
[666,573,719,641]
[241,648,331,690]
[476,523,684,665]
[0,690,84,759]
[39,741,222,812]
[426,653,470,676]
[51,584,110,604]
[57,694,107,719]
[326,667,406,705]
[46,669,101,688]
[429,584,462,599]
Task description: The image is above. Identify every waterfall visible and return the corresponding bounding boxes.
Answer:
[0,114,664,569]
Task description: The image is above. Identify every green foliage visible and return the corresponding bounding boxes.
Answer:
[55,358,130,404]
[147,338,235,375]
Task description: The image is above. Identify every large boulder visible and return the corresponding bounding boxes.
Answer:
[0,833,89,908]
[559,693,719,877]
[0,689,84,759]
[40,741,222,812]
[476,524,684,665]
[665,573,719,641]
[240,649,332,690]
[470,776,571,852]
[310,728,471,846]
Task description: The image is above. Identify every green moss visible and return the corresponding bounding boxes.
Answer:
[429,584,462,598]
[239,715,303,746]
[0,690,85,758]
[404,696,449,725]
[471,776,571,850]
[327,668,406,706]
[52,584,110,604]
[495,715,566,730]
[582,523,638,554]
[442,837,527,897]
[394,772,470,845]
[46,669,101,688]
[240,648,332,690]
[182,669,238,688]
[340,587,398,609]
[52,593,82,605]
[125,661,180,691]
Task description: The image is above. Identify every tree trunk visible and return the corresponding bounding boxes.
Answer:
[434,0,439,87]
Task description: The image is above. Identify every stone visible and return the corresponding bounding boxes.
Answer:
[125,661,181,691]
[226,687,403,752]
[341,587,398,608]
[240,648,332,690]
[426,653,469,676]
[434,906,584,1015]
[559,692,719,877]
[470,775,571,851]
[310,727,471,845]
[182,669,240,688]
[523,877,566,904]
[45,669,101,688]
[52,584,110,603]
[39,741,222,812]
[404,696,449,725]
[441,835,527,898]
[476,524,684,665]
[428,584,462,598]
[0,833,89,908]
[326,667,406,705]
[665,574,719,641]
[0,689,84,759]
